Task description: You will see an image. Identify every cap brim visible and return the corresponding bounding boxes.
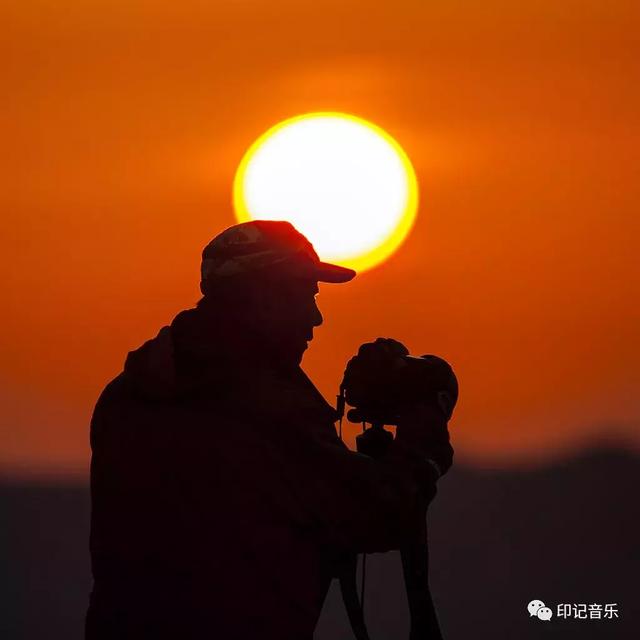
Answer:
[315,261,356,283]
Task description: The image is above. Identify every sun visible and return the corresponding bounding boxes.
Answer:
[233,112,418,273]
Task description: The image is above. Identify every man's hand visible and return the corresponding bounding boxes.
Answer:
[394,402,454,477]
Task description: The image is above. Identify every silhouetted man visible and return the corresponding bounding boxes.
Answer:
[86,220,454,639]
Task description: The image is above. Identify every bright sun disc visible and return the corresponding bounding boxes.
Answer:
[233,112,418,273]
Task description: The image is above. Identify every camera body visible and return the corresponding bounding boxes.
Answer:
[341,338,458,427]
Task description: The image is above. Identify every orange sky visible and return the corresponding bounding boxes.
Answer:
[1,0,639,477]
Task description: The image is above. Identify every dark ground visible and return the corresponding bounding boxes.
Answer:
[2,444,638,639]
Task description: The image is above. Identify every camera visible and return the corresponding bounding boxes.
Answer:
[340,338,458,427]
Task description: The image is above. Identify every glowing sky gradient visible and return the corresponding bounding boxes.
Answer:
[1,0,638,477]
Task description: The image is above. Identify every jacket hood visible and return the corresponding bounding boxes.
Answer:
[122,304,235,401]
[122,303,338,423]
[123,325,180,401]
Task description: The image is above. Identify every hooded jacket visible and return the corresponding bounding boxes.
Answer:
[86,304,443,640]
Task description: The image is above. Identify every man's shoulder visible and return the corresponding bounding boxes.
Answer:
[92,323,179,412]
[91,372,135,419]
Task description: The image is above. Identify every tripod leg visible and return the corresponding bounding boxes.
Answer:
[400,516,444,640]
[338,553,371,640]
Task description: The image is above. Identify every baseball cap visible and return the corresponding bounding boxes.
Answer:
[200,220,356,289]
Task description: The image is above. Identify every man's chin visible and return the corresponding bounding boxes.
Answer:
[291,345,307,367]
[288,342,308,367]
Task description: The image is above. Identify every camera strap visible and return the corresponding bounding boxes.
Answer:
[335,391,370,639]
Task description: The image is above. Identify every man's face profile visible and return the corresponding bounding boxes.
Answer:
[252,273,323,367]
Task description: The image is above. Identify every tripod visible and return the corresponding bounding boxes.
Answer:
[338,421,444,640]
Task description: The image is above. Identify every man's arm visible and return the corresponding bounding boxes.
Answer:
[281,402,453,554]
